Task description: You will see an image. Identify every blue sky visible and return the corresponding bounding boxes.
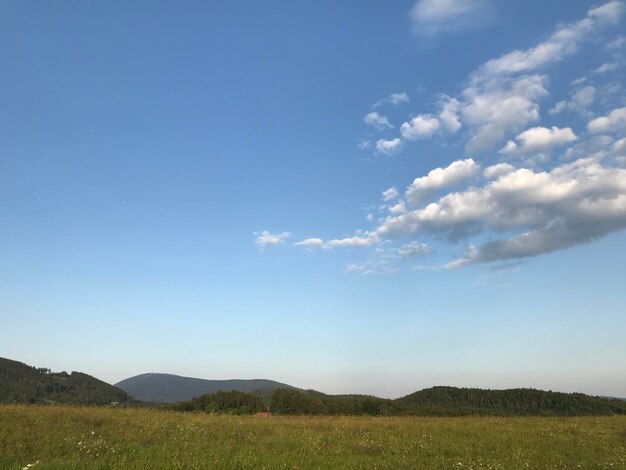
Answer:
[1,0,625,398]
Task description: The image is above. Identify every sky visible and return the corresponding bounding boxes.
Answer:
[1,0,625,398]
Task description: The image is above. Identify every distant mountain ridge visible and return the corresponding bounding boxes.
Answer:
[115,373,295,402]
[3,356,624,417]
[0,357,132,405]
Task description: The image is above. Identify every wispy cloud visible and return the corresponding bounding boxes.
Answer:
[410,0,492,36]
[550,86,596,117]
[373,92,410,109]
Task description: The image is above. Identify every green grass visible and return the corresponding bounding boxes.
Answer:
[0,405,625,469]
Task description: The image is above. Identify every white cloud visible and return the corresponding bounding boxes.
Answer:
[376,138,404,155]
[457,2,622,152]
[326,234,377,248]
[398,241,431,257]
[438,96,462,133]
[357,140,372,150]
[364,112,393,130]
[588,106,626,133]
[400,115,440,140]
[286,2,626,272]
[472,2,623,81]
[499,126,578,156]
[564,134,616,161]
[484,163,515,179]
[406,158,479,205]
[367,2,622,156]
[389,92,410,105]
[255,231,291,251]
[410,0,490,35]
[613,137,626,156]
[388,201,407,214]
[382,187,399,202]
[594,62,618,74]
[462,74,549,152]
[293,238,325,250]
[346,260,397,276]
[377,157,626,266]
[550,86,596,117]
[374,92,410,108]
[294,233,378,250]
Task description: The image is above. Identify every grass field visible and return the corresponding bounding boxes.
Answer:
[0,406,625,469]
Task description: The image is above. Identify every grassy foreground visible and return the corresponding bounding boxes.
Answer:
[0,406,625,469]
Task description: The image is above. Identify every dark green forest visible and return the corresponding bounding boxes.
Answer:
[267,387,626,416]
[0,357,132,406]
[169,390,266,414]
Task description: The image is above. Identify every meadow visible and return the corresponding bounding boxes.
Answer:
[0,405,624,469]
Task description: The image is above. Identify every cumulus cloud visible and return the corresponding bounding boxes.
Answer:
[255,231,291,250]
[484,163,515,179]
[463,74,549,152]
[376,138,404,155]
[377,157,626,266]
[459,2,622,151]
[410,0,491,36]
[362,2,623,156]
[388,201,407,214]
[499,126,578,156]
[290,135,626,269]
[400,115,440,140]
[438,96,462,133]
[564,134,616,161]
[281,2,626,272]
[613,137,626,157]
[364,112,393,130]
[406,158,479,205]
[382,187,399,202]
[588,106,626,133]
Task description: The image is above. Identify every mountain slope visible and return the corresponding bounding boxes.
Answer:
[0,357,132,405]
[115,373,294,402]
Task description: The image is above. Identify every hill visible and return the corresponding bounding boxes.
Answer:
[397,386,626,416]
[115,373,294,402]
[267,386,626,416]
[0,357,132,405]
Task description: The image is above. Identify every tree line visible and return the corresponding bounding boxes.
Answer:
[172,386,626,416]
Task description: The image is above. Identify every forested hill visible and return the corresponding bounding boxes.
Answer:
[0,357,132,405]
[115,373,294,402]
[397,386,626,416]
[267,387,626,416]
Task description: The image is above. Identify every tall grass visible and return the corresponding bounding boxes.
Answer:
[0,405,624,469]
